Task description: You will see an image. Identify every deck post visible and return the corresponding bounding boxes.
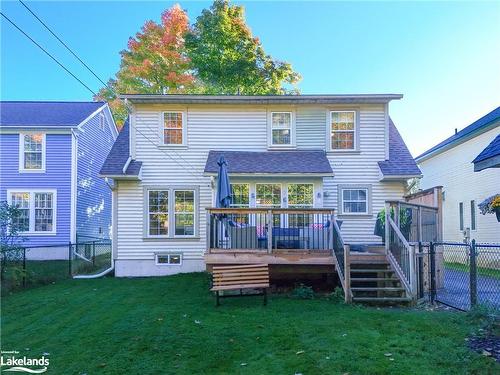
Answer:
[384,202,391,254]
[267,210,273,254]
[344,244,351,303]
[206,210,211,254]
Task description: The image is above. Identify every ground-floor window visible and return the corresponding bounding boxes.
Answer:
[230,183,250,224]
[8,190,56,234]
[145,187,197,238]
[256,183,282,226]
[338,186,370,215]
[287,183,314,226]
[156,253,182,265]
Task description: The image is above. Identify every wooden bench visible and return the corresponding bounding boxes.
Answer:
[211,264,270,306]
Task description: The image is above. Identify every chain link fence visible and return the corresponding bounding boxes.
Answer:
[425,241,500,311]
[1,239,112,293]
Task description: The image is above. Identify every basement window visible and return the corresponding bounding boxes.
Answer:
[156,253,182,265]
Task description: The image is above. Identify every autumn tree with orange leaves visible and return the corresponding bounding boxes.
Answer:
[95,4,197,126]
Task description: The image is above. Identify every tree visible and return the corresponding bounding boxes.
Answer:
[185,0,301,95]
[95,4,197,126]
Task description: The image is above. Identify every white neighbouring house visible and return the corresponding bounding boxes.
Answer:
[100,94,422,277]
[415,106,500,243]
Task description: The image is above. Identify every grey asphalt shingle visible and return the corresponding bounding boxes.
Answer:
[204,150,333,174]
[0,101,106,127]
[378,118,422,177]
[473,133,500,164]
[100,119,142,176]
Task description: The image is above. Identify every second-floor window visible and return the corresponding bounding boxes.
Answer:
[271,112,292,146]
[20,133,45,172]
[163,112,185,145]
[330,111,356,150]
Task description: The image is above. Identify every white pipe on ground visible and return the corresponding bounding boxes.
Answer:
[73,261,114,279]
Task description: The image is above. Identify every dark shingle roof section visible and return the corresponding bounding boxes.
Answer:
[416,106,500,161]
[204,150,333,175]
[378,118,421,177]
[0,101,106,127]
[473,134,500,164]
[100,119,142,177]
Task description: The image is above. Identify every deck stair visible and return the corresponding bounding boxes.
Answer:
[348,252,411,305]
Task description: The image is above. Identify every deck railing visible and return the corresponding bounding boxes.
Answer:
[206,208,336,253]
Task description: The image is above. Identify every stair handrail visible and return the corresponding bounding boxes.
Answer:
[386,215,413,296]
[330,215,349,295]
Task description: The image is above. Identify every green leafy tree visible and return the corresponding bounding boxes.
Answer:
[185,0,301,95]
[95,4,197,127]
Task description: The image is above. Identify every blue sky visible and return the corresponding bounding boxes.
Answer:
[1,1,499,155]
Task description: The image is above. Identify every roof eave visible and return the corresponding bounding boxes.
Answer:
[473,155,500,172]
[120,94,403,105]
[203,172,334,177]
[415,120,500,163]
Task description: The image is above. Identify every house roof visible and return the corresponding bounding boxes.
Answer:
[0,101,106,127]
[415,106,500,162]
[204,150,334,175]
[472,133,500,172]
[100,119,142,178]
[378,118,422,178]
[120,93,403,105]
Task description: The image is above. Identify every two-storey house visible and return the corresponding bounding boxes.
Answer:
[100,94,421,277]
[0,101,118,258]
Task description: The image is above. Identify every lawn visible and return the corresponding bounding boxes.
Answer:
[1,273,498,375]
[445,262,500,279]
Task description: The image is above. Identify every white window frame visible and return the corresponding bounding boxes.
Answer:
[147,190,170,237]
[160,111,187,147]
[268,110,295,148]
[286,183,314,209]
[173,189,196,238]
[230,183,250,208]
[155,253,183,266]
[19,133,46,173]
[255,183,283,208]
[144,186,198,239]
[329,110,357,151]
[7,189,57,235]
[338,186,370,216]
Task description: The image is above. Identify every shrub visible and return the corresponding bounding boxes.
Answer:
[291,283,314,299]
[327,287,345,303]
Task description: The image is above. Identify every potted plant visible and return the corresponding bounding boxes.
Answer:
[478,194,500,222]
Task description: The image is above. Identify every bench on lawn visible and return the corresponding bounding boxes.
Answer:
[211,264,270,306]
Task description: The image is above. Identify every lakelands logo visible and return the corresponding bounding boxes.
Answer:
[1,350,49,373]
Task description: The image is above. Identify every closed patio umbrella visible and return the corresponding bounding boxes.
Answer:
[216,155,232,208]
[216,155,232,246]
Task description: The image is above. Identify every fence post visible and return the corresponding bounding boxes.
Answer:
[470,239,478,308]
[418,242,424,299]
[68,242,72,277]
[409,244,417,299]
[92,241,96,266]
[429,242,436,304]
[344,244,351,303]
[22,248,26,288]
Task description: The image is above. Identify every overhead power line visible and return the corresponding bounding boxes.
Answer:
[4,8,207,184]
[18,0,108,88]
[0,11,97,96]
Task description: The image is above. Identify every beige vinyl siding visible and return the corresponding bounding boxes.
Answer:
[418,125,500,243]
[116,103,407,261]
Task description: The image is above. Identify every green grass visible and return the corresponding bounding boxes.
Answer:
[1,273,498,374]
[445,262,500,279]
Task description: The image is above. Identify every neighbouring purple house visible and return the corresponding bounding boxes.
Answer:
[0,101,118,258]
